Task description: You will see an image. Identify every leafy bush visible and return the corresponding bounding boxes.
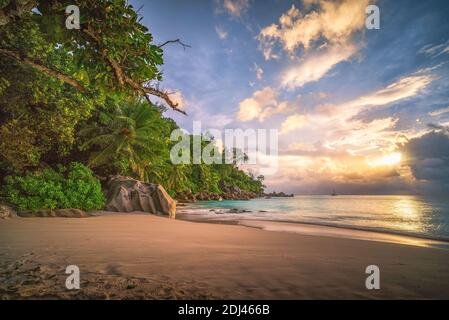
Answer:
[3,162,105,211]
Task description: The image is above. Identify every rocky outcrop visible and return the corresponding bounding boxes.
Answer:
[195,191,222,201]
[0,204,16,219]
[104,176,176,218]
[220,185,257,200]
[152,185,176,218]
[176,183,258,202]
[262,191,294,198]
[176,189,197,203]
[17,208,89,218]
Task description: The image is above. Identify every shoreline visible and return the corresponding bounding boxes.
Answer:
[176,208,449,248]
[237,220,449,249]
[2,212,449,299]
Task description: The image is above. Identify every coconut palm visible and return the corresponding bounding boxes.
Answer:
[145,161,189,192]
[79,100,168,181]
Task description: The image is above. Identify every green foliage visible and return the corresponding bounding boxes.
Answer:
[78,99,172,181]
[0,0,265,210]
[147,133,265,195]
[0,0,166,171]
[1,0,165,95]
[147,162,189,191]
[3,162,105,211]
[223,169,265,194]
[190,164,221,193]
[0,15,105,170]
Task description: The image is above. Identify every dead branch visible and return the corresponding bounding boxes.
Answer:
[158,39,191,50]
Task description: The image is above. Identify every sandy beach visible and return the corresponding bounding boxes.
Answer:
[1,212,449,299]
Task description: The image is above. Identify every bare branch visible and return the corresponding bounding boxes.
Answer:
[158,39,191,50]
[0,47,87,92]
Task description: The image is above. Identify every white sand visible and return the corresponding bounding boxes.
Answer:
[1,213,449,299]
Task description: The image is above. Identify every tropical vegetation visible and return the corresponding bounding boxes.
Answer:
[0,0,264,210]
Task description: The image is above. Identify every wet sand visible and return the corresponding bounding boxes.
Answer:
[1,212,449,299]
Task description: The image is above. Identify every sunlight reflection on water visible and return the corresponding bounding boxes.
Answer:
[178,195,449,240]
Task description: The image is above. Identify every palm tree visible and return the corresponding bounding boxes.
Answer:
[79,100,168,181]
[146,161,188,192]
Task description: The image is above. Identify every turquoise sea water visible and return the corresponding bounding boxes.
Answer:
[178,195,449,241]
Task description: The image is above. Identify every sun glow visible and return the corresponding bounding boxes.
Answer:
[367,152,402,167]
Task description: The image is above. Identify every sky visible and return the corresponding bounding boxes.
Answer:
[130,0,449,195]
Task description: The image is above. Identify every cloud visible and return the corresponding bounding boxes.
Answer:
[216,0,250,18]
[345,75,434,111]
[167,91,186,110]
[274,70,435,168]
[215,25,228,39]
[258,0,369,58]
[281,43,357,89]
[269,127,449,195]
[316,73,435,121]
[400,128,449,189]
[328,117,399,155]
[429,106,449,117]
[258,150,410,195]
[237,87,296,122]
[253,63,263,80]
[167,95,233,130]
[280,114,307,134]
[419,40,449,58]
[287,142,318,153]
[259,0,370,88]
